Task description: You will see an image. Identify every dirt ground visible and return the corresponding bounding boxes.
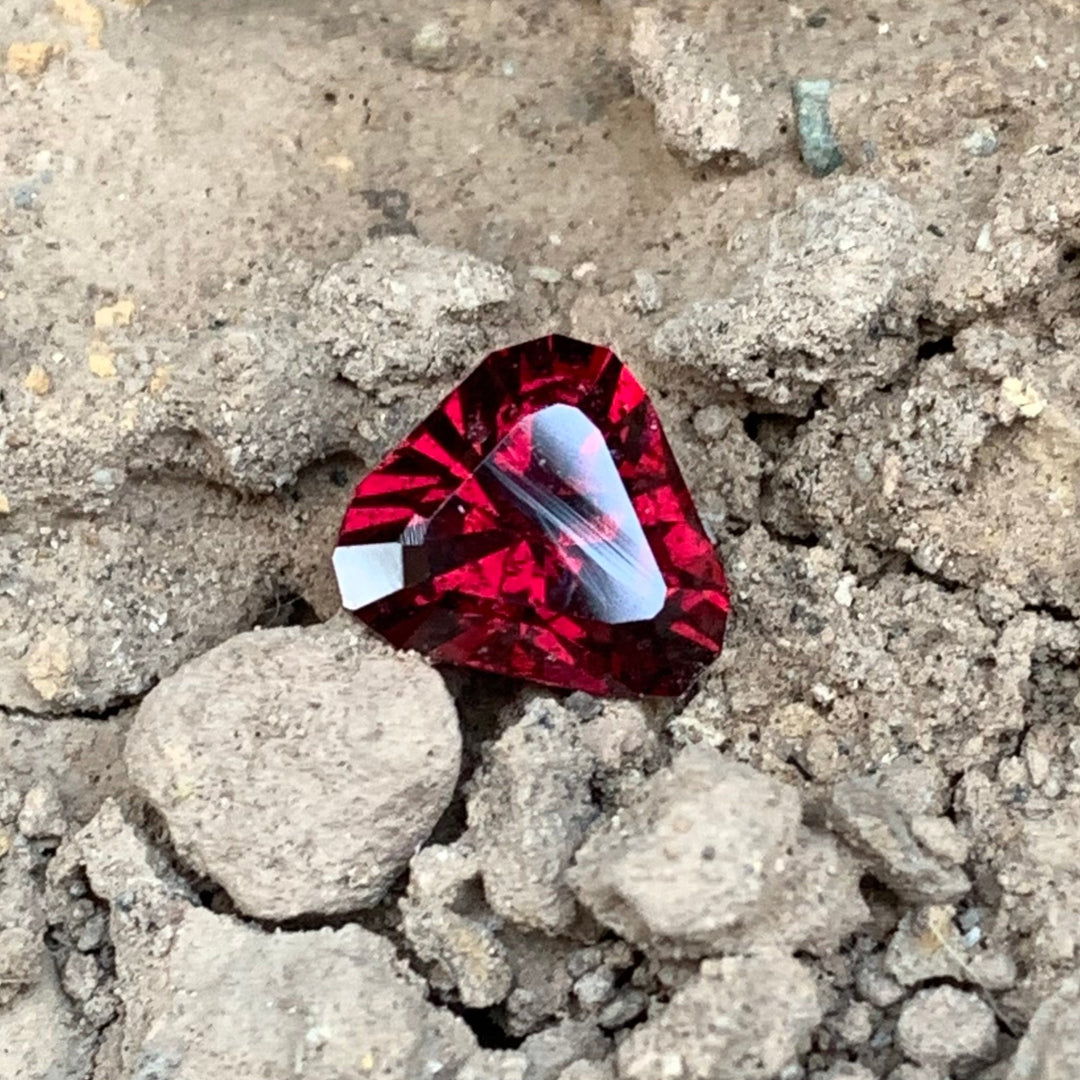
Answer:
[3,0,1080,1077]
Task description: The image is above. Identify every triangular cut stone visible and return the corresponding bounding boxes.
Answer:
[333,335,729,697]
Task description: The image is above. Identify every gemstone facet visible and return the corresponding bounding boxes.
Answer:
[333,335,729,696]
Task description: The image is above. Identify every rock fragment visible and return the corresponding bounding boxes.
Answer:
[411,21,455,70]
[1005,975,1080,1079]
[134,911,477,1079]
[818,1066,875,1080]
[16,782,66,839]
[884,906,1016,990]
[167,325,358,492]
[559,1062,615,1080]
[400,841,513,1008]
[654,181,928,413]
[59,803,478,1078]
[895,986,997,1070]
[458,1051,529,1080]
[0,976,85,1080]
[306,234,513,399]
[1,714,127,829]
[0,928,40,1008]
[616,952,821,1080]
[792,78,844,176]
[628,8,783,167]
[854,955,905,1009]
[623,270,664,315]
[521,1019,610,1080]
[569,746,866,957]
[60,951,100,1003]
[469,699,598,934]
[126,623,461,919]
[826,775,970,903]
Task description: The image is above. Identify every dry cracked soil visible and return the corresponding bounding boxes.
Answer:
[3,0,1080,1078]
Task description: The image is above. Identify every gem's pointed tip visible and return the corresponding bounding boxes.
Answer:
[332,543,405,611]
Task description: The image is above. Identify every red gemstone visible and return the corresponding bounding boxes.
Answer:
[332,335,729,696]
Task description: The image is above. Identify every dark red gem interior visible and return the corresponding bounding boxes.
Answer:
[333,334,729,697]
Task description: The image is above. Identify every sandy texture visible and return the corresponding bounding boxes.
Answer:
[3,0,1080,1076]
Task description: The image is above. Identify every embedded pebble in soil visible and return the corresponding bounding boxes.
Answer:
[895,986,998,1070]
[468,698,600,934]
[653,180,929,413]
[628,7,785,167]
[569,746,867,958]
[617,952,822,1080]
[825,773,971,904]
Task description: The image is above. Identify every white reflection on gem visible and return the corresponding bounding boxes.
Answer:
[333,542,405,611]
[483,403,666,624]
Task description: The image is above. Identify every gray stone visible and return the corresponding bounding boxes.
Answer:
[0,928,40,1008]
[1005,975,1080,1080]
[569,747,866,957]
[400,841,513,1008]
[654,181,928,414]
[126,623,461,920]
[306,235,513,399]
[962,124,998,157]
[827,777,971,904]
[896,986,997,1069]
[60,951,100,1003]
[559,1062,615,1080]
[884,906,1016,991]
[521,1019,609,1080]
[0,973,86,1080]
[574,968,616,1008]
[629,8,784,167]
[133,911,477,1079]
[818,1067,876,1080]
[624,270,664,315]
[411,21,455,71]
[596,988,647,1031]
[617,952,822,1080]
[855,956,905,1008]
[469,699,597,934]
[16,782,65,838]
[59,803,478,1078]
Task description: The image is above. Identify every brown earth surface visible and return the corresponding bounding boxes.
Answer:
[3,0,1080,1077]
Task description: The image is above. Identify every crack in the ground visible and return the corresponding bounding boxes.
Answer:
[1022,601,1079,623]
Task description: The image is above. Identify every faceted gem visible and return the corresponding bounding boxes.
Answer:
[333,334,729,697]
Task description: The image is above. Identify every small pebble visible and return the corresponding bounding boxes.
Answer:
[574,968,616,1008]
[528,266,563,285]
[792,78,844,177]
[410,21,454,71]
[624,269,664,315]
[962,124,998,157]
[896,986,997,1068]
[17,783,65,838]
[77,912,109,953]
[855,960,905,1008]
[597,988,648,1030]
[565,692,602,721]
[831,1000,875,1047]
[61,952,100,1003]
